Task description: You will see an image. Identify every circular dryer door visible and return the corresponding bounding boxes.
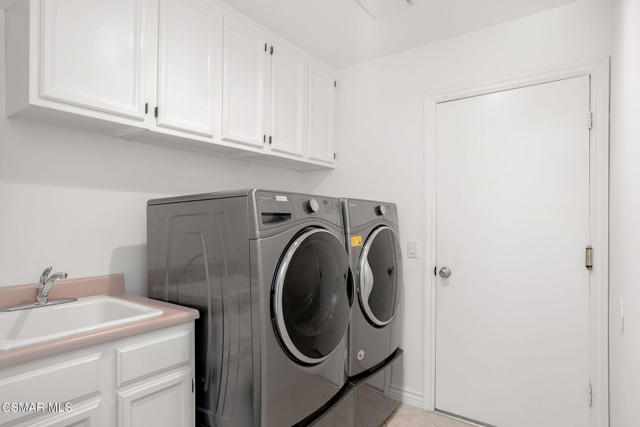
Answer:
[358,226,401,326]
[273,228,352,365]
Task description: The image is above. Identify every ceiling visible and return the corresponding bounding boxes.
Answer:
[223,0,579,69]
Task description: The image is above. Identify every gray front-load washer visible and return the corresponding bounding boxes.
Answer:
[147,189,354,426]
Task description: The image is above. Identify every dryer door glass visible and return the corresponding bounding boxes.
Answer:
[274,228,352,364]
[358,226,401,326]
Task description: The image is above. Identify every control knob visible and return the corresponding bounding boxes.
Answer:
[375,205,386,216]
[307,199,320,213]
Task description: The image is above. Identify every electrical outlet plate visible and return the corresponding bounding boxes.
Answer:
[407,239,419,258]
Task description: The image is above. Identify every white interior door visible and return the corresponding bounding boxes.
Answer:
[221,17,267,148]
[156,0,216,137]
[435,76,591,427]
[269,42,306,157]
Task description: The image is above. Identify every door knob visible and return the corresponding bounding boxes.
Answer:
[439,266,452,278]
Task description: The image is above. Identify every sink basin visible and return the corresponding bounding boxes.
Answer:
[0,296,163,350]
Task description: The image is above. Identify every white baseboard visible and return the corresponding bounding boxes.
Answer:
[389,384,424,409]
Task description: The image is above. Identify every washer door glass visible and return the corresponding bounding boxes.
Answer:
[273,228,352,365]
[358,226,400,326]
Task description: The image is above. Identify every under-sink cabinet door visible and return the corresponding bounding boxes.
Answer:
[268,42,307,157]
[155,0,216,137]
[117,368,193,427]
[0,354,100,426]
[40,0,150,121]
[221,17,268,148]
[23,400,101,427]
[307,64,335,163]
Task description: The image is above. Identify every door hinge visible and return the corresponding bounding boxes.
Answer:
[434,266,437,276]
[588,112,593,129]
[154,106,158,118]
[270,45,274,55]
[144,102,148,114]
[264,43,267,52]
[586,245,593,270]
[334,80,337,88]
[192,378,195,393]
[268,135,272,145]
[263,135,266,143]
[587,383,592,406]
[333,152,336,160]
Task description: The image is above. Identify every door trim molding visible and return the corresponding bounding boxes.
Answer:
[422,58,610,427]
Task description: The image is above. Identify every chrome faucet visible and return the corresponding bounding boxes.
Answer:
[1,267,74,312]
[36,267,68,305]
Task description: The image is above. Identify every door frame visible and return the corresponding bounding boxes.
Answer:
[422,59,610,427]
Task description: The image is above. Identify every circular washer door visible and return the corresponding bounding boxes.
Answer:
[358,226,401,326]
[273,228,353,365]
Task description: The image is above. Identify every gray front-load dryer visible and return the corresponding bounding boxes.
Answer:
[147,189,353,427]
[342,199,403,427]
[342,199,402,376]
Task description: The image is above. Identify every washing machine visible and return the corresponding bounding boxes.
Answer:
[342,199,403,426]
[147,189,354,427]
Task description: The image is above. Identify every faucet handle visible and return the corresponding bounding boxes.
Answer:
[39,267,53,286]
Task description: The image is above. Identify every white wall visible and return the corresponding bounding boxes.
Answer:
[609,1,640,426]
[0,0,612,404]
[329,0,610,401]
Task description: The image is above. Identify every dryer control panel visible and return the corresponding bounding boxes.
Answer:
[344,199,399,229]
[254,191,342,231]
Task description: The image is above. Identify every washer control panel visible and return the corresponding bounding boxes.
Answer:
[255,191,341,230]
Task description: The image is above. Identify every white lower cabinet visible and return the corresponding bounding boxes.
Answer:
[0,322,195,427]
[28,400,101,427]
[117,368,192,427]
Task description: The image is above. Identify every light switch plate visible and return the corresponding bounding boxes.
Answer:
[407,239,419,258]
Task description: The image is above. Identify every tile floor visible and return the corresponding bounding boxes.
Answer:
[383,404,475,427]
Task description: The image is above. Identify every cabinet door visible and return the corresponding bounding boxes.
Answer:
[26,400,100,427]
[118,368,193,427]
[269,43,306,157]
[40,0,148,121]
[307,65,335,163]
[221,17,267,148]
[156,0,215,137]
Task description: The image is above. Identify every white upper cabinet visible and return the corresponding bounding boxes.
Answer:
[268,42,307,157]
[6,0,336,169]
[308,64,335,163]
[221,17,267,148]
[40,0,148,121]
[155,0,216,138]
